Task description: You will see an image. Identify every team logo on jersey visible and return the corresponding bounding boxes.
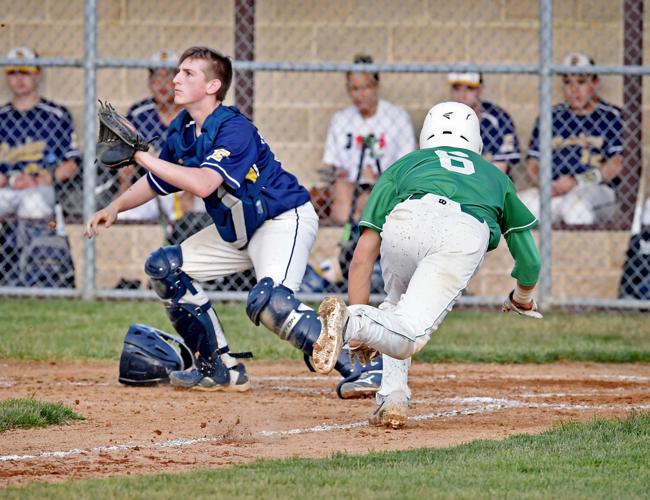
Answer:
[245,164,260,182]
[207,148,230,162]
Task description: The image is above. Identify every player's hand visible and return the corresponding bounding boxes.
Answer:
[84,204,119,238]
[551,175,577,197]
[502,291,543,319]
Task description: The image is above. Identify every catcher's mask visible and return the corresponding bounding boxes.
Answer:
[118,324,194,385]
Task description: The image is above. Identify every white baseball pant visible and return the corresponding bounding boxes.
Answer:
[346,194,490,361]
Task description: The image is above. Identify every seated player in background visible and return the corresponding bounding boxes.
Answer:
[520,52,623,226]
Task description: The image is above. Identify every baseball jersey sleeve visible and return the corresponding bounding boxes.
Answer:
[501,181,538,236]
[358,171,398,233]
[59,109,80,162]
[604,110,623,160]
[526,117,540,159]
[493,113,520,163]
[146,142,181,195]
[200,120,258,190]
[505,229,541,286]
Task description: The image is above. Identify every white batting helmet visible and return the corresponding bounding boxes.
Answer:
[419,101,483,154]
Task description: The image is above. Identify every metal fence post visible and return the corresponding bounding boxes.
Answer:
[82,0,97,300]
[538,0,553,308]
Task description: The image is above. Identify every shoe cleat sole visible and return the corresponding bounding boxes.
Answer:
[312,297,347,374]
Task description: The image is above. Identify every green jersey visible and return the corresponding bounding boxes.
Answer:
[359,146,537,251]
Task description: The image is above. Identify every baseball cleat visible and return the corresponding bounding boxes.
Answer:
[336,357,382,399]
[369,390,409,429]
[169,363,251,392]
[312,296,347,374]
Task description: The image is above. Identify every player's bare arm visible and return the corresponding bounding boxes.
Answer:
[348,228,381,305]
[134,150,224,198]
[84,175,156,238]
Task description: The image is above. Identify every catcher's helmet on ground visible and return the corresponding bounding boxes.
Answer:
[118,324,194,385]
[419,101,483,154]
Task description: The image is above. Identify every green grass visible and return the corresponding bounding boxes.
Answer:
[0,299,648,363]
[0,398,84,432]
[3,412,649,499]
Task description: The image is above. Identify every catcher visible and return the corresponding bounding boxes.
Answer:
[86,46,382,395]
[311,102,542,428]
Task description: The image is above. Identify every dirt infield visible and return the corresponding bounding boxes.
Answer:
[1,360,649,486]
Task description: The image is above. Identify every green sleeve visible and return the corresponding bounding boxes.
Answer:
[505,229,541,286]
[501,180,537,236]
[358,170,398,233]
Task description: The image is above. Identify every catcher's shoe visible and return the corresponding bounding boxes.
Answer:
[169,363,251,392]
[369,390,409,429]
[336,357,382,399]
[312,296,347,374]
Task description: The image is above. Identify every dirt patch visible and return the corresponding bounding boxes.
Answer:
[1,360,649,486]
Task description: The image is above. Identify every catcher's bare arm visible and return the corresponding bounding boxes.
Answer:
[134,150,224,198]
[84,176,156,238]
[503,229,543,319]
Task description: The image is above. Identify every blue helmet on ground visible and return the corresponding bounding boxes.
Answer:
[118,324,194,385]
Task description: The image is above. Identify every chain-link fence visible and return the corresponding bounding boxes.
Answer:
[0,0,648,310]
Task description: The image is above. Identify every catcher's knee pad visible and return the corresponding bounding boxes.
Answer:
[246,277,355,378]
[145,245,192,301]
[247,277,320,354]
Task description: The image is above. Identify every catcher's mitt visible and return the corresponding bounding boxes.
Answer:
[96,100,150,169]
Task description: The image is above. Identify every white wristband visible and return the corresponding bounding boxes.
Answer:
[513,284,533,304]
[574,168,603,187]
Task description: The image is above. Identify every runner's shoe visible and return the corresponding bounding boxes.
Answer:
[369,390,409,429]
[312,296,347,374]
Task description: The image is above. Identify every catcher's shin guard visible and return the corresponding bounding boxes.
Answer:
[145,245,230,383]
[246,277,357,378]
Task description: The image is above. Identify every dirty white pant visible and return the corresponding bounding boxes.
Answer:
[347,194,490,362]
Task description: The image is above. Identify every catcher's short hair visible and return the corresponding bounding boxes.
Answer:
[179,46,232,101]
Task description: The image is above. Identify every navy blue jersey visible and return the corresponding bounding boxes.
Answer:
[147,105,310,246]
[527,100,623,180]
[126,98,168,153]
[480,101,521,166]
[0,99,80,175]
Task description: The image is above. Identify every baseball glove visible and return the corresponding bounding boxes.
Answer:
[96,100,149,169]
[502,290,543,319]
[349,342,380,365]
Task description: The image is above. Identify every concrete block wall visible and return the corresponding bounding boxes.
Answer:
[0,1,644,298]
[0,0,646,193]
[66,221,631,299]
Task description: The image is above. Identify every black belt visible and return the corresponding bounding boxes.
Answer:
[409,193,484,224]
